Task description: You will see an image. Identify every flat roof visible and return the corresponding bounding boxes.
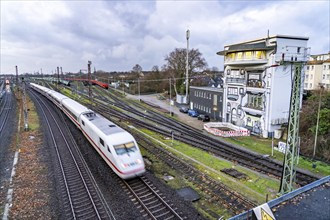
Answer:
[190,86,223,92]
[217,35,309,56]
[229,175,330,220]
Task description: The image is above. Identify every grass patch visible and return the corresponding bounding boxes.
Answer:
[26,96,39,131]
[225,136,330,176]
[139,129,279,204]
[296,157,330,176]
[140,140,233,218]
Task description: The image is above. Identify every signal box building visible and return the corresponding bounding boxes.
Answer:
[217,35,309,138]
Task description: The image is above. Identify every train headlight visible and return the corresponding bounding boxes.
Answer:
[136,159,142,164]
[121,163,129,168]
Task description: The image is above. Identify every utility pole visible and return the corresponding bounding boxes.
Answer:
[185,29,190,104]
[88,61,92,98]
[280,62,304,194]
[15,66,18,86]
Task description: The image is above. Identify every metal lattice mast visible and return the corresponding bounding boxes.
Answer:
[280,63,303,194]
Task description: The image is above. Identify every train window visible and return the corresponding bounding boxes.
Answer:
[82,120,85,126]
[107,145,111,153]
[100,138,104,146]
[113,142,137,155]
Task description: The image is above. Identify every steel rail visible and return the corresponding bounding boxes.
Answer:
[29,90,105,220]
[124,176,184,220]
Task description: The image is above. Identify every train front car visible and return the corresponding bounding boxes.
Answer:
[80,112,145,179]
[108,131,145,179]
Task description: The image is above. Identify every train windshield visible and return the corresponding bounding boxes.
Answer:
[113,142,137,155]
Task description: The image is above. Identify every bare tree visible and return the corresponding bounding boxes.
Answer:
[151,65,159,72]
[164,48,207,95]
[132,64,143,73]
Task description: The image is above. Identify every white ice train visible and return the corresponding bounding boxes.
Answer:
[30,83,145,179]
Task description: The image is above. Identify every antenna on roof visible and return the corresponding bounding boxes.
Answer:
[267,29,270,38]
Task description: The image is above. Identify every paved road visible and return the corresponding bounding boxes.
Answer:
[126,93,206,130]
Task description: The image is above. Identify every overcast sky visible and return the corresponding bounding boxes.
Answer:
[1,0,329,75]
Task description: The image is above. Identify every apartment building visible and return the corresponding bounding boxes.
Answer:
[217,35,309,138]
[305,53,330,90]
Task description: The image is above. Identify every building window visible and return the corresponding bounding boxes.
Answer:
[227,103,231,113]
[311,66,314,70]
[305,74,309,80]
[246,94,263,110]
[228,87,238,95]
[304,83,308,88]
[255,51,266,59]
[244,51,252,59]
[213,94,217,105]
[247,73,262,87]
[236,52,243,60]
[307,66,310,71]
[237,105,242,116]
[226,53,236,61]
[310,83,312,88]
[324,65,326,70]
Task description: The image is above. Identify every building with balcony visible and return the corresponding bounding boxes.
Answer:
[217,35,309,138]
[305,53,330,90]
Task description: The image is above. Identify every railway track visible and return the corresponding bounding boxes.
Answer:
[86,91,256,215]
[134,131,256,215]
[0,90,12,135]
[29,89,115,220]
[59,85,319,184]
[88,90,318,187]
[123,176,184,220]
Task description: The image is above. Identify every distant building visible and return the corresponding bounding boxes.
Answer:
[305,52,330,90]
[189,86,224,121]
[217,35,309,138]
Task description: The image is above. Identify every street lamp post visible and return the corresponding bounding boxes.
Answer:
[87,61,92,98]
[138,78,141,102]
[213,106,217,120]
[186,29,190,104]
[313,83,324,160]
[169,78,172,116]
